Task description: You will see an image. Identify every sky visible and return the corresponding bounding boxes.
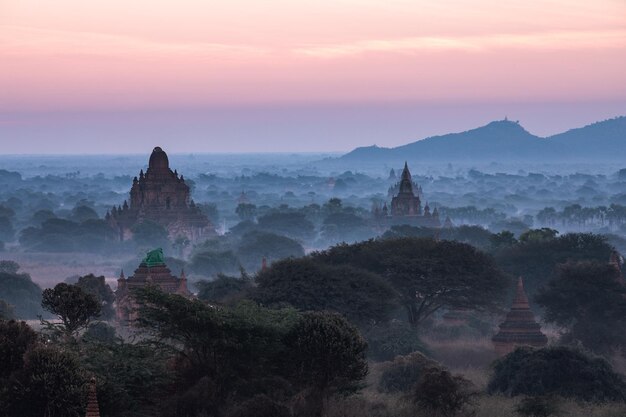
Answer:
[1,0,625,153]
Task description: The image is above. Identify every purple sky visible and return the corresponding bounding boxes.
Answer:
[1,100,624,154]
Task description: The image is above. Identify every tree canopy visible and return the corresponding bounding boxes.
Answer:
[41,283,101,336]
[253,257,396,324]
[314,237,509,327]
[536,261,626,353]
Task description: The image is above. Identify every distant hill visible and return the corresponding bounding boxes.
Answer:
[339,116,626,163]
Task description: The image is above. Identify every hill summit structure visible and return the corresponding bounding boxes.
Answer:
[106,146,214,242]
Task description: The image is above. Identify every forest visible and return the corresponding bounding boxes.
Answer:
[1,155,626,417]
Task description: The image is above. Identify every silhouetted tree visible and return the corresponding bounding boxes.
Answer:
[284,311,367,417]
[536,261,626,353]
[41,283,101,336]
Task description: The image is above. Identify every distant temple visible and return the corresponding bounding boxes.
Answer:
[106,146,214,242]
[375,162,440,227]
[115,248,191,323]
[492,277,548,356]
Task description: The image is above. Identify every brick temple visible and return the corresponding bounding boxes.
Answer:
[492,277,548,356]
[106,146,214,242]
[373,162,440,227]
[115,248,191,323]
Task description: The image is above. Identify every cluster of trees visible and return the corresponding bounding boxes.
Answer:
[2,226,626,416]
[1,282,369,417]
[536,203,626,230]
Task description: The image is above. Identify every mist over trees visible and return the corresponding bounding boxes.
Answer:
[2,151,626,416]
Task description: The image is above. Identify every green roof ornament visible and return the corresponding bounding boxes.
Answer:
[143,248,165,267]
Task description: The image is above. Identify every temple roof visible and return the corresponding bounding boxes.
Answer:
[148,146,170,172]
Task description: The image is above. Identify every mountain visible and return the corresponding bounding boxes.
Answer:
[339,116,626,163]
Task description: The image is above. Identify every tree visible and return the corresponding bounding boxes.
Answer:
[0,216,15,242]
[2,345,87,417]
[487,346,626,402]
[257,212,315,241]
[490,230,517,249]
[284,312,368,417]
[377,352,437,393]
[254,257,396,324]
[316,238,509,327]
[236,203,257,221]
[133,288,299,415]
[516,396,561,417]
[79,336,170,417]
[0,299,15,320]
[76,274,115,320]
[535,261,626,353]
[41,283,101,336]
[0,263,43,319]
[236,231,304,272]
[70,205,99,223]
[196,274,252,305]
[131,220,169,248]
[519,228,558,243]
[494,233,613,301]
[322,198,343,215]
[30,209,57,226]
[190,250,240,277]
[414,367,477,417]
[0,319,38,379]
[0,260,19,274]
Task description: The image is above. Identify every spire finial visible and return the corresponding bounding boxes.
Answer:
[512,276,530,309]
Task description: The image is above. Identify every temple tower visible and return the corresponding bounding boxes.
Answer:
[85,378,100,417]
[107,146,214,242]
[492,277,548,356]
[390,162,422,217]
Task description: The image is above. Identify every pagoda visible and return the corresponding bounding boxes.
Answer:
[390,162,422,216]
[106,146,214,242]
[85,378,100,417]
[492,277,547,356]
[115,248,191,323]
[384,162,440,227]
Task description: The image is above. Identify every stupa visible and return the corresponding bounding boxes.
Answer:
[85,378,100,417]
[492,277,547,356]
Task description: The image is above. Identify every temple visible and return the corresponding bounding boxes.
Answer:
[115,248,191,323]
[492,277,548,356]
[85,378,100,417]
[106,146,214,242]
[377,162,440,227]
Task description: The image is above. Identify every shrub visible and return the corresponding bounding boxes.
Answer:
[516,396,561,417]
[365,320,428,361]
[225,394,291,417]
[487,346,626,402]
[414,366,477,417]
[378,352,438,393]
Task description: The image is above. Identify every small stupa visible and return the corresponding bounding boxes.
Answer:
[85,378,100,417]
[492,277,547,356]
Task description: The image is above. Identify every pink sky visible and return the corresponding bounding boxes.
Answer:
[1,0,625,153]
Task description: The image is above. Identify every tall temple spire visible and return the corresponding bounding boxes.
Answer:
[492,277,547,356]
[85,378,100,417]
[397,161,415,195]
